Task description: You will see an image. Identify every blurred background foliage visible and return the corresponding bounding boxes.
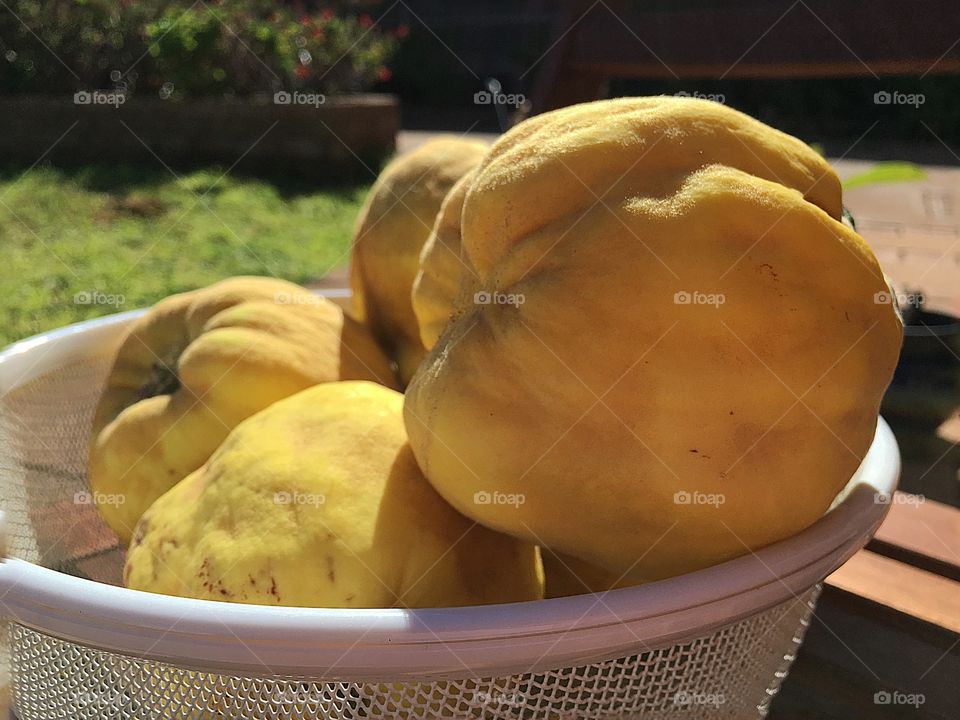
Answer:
[0,0,399,97]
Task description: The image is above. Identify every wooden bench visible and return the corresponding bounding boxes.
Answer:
[770,493,960,718]
[532,0,960,111]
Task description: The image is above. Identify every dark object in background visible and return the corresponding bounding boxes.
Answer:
[884,295,960,427]
[379,0,960,161]
[531,0,960,108]
[881,293,960,507]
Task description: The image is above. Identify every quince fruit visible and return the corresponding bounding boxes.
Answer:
[404,97,902,583]
[124,381,544,607]
[410,168,629,595]
[90,277,396,544]
[411,168,479,350]
[351,137,487,383]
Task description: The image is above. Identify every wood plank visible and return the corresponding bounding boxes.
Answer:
[826,550,960,633]
[534,0,960,106]
[869,494,960,580]
[568,0,960,69]
[770,584,959,719]
[938,409,960,444]
[770,657,937,719]
[568,58,960,80]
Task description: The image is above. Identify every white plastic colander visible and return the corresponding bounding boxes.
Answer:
[0,300,899,720]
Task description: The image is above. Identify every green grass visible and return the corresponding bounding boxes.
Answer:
[0,165,370,346]
[842,162,927,191]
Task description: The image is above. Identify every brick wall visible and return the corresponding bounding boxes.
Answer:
[0,95,399,180]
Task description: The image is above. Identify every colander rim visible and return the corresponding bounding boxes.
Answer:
[0,308,900,678]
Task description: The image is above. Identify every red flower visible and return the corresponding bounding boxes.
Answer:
[299,15,311,26]
[295,65,310,79]
[378,67,392,82]
[321,8,335,21]
[312,28,325,40]
[395,23,410,38]
[359,14,373,29]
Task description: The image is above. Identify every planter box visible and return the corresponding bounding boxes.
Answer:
[0,94,398,180]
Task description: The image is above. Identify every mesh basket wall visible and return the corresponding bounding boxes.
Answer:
[0,333,820,719]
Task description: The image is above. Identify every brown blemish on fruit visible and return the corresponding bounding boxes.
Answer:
[198,558,219,594]
[132,518,149,547]
[326,556,336,583]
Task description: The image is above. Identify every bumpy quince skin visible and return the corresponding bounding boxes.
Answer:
[411,168,627,595]
[90,277,397,544]
[125,381,544,607]
[351,137,487,384]
[404,97,903,583]
[411,168,479,350]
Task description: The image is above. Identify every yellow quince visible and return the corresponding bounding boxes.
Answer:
[411,168,479,350]
[404,97,902,583]
[125,381,544,607]
[411,168,633,595]
[351,137,487,383]
[90,277,397,544]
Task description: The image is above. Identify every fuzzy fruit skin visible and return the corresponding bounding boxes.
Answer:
[90,277,397,544]
[412,168,631,594]
[411,169,479,350]
[404,97,903,583]
[124,381,544,608]
[351,137,487,384]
